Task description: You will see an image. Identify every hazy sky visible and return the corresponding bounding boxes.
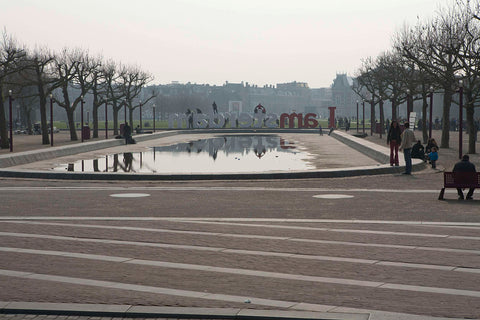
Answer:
[2,0,449,88]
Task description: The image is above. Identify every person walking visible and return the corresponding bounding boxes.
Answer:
[399,122,416,174]
[387,120,402,166]
[453,154,477,200]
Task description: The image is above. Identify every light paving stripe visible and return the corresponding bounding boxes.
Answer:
[3,221,480,255]
[0,233,473,273]
[1,217,480,228]
[180,220,480,240]
[1,248,480,298]
[0,268,340,311]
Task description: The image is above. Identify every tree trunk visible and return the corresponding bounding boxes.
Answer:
[129,107,134,128]
[422,95,428,144]
[38,92,50,145]
[113,104,119,136]
[466,103,476,154]
[0,85,9,149]
[440,86,453,149]
[370,101,375,136]
[92,101,99,139]
[66,108,78,141]
[391,99,396,121]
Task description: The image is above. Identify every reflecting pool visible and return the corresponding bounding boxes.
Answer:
[54,135,316,174]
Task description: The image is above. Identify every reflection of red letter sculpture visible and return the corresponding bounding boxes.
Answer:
[304,113,319,128]
[280,138,296,149]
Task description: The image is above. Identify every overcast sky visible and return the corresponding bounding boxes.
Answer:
[2,0,449,88]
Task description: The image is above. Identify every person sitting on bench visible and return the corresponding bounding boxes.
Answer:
[453,154,477,200]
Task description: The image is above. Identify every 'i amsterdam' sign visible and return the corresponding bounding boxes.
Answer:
[168,112,319,129]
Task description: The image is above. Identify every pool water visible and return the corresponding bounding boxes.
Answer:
[55,135,316,174]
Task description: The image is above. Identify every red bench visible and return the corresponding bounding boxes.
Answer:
[438,172,480,200]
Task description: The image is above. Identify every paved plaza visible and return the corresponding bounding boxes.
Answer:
[0,130,479,320]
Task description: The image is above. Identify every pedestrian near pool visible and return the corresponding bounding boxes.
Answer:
[399,122,416,175]
[387,120,402,166]
[453,154,477,200]
[123,122,132,145]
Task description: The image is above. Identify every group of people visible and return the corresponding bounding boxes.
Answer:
[387,119,476,200]
[386,120,415,173]
[412,138,439,168]
[387,120,440,172]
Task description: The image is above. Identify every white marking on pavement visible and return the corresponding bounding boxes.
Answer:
[313,194,354,199]
[109,193,150,198]
[0,268,335,310]
[5,219,479,242]
[0,233,473,272]
[2,221,480,256]
[1,217,479,228]
[1,249,480,297]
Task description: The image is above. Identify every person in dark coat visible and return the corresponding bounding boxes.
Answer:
[453,154,477,200]
[411,140,425,161]
[387,120,402,166]
[123,122,132,145]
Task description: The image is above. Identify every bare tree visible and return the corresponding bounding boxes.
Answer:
[456,0,480,153]
[24,48,63,144]
[395,7,464,148]
[53,48,96,141]
[103,61,126,135]
[117,65,154,126]
[0,30,26,149]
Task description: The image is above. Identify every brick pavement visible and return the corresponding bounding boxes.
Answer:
[1,129,480,320]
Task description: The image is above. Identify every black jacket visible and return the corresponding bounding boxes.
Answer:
[453,160,476,172]
[387,126,402,143]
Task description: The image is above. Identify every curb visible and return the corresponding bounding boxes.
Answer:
[0,302,369,320]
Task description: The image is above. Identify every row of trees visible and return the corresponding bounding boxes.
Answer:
[0,30,155,149]
[354,0,480,154]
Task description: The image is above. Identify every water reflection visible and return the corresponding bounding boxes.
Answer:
[56,135,315,174]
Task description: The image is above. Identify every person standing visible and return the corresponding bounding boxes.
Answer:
[123,122,131,145]
[453,154,477,200]
[399,122,416,174]
[387,120,402,166]
[427,147,439,169]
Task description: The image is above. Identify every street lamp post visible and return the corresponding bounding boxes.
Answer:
[459,80,464,159]
[429,87,433,140]
[139,100,143,129]
[8,90,13,152]
[391,96,396,120]
[80,96,84,143]
[406,89,410,120]
[356,100,359,132]
[379,98,383,139]
[362,99,365,135]
[152,104,156,133]
[50,94,54,146]
[105,100,108,139]
[124,100,127,125]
